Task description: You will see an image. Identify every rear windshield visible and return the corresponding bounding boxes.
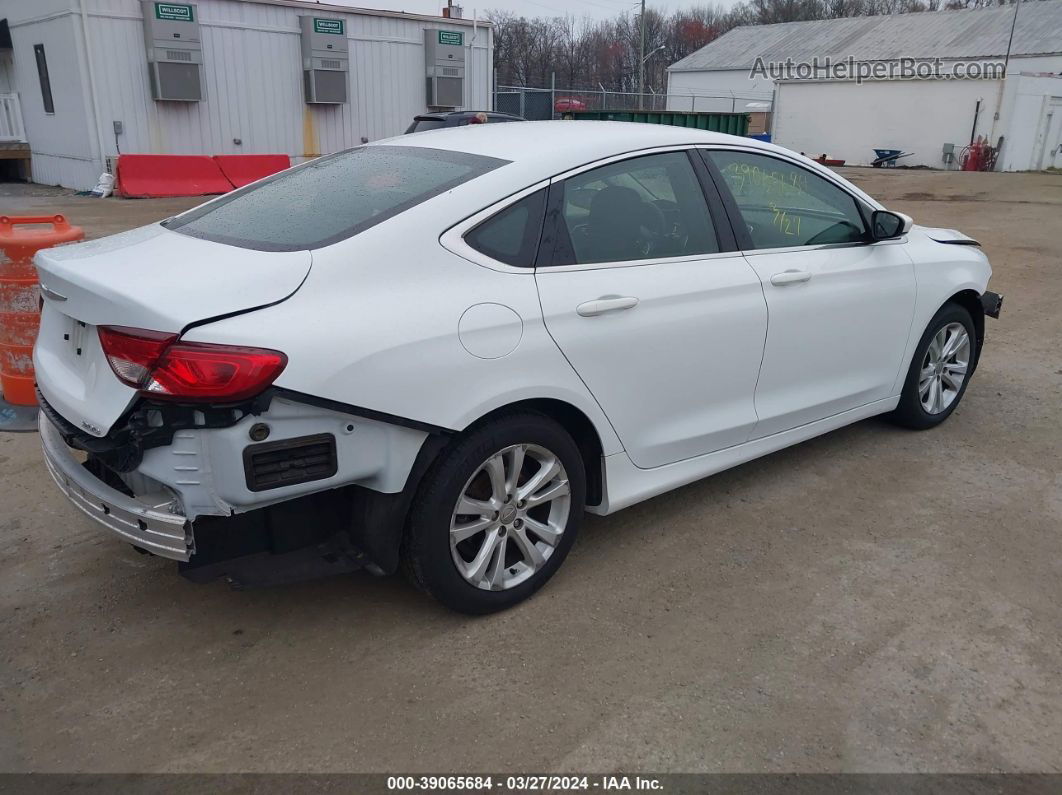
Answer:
[164,146,508,252]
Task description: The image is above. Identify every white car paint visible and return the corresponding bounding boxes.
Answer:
[33,121,993,563]
[34,224,310,436]
[741,239,917,438]
[183,215,625,456]
[134,397,428,519]
[535,252,768,468]
[889,226,994,396]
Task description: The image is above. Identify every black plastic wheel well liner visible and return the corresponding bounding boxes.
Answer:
[464,398,605,509]
[184,395,604,576]
[946,289,986,370]
[347,398,605,575]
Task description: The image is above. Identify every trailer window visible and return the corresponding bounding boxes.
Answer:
[34,44,54,114]
[165,146,509,252]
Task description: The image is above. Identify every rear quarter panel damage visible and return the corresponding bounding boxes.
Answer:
[180,212,623,458]
[136,397,428,520]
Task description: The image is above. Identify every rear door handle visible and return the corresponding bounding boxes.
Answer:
[576,296,640,317]
[770,270,812,286]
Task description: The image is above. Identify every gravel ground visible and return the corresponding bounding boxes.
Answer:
[1,168,1060,773]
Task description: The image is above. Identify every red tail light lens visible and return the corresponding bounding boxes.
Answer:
[145,342,287,402]
[97,326,177,388]
[98,326,287,402]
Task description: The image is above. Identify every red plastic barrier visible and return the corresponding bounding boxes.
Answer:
[117,154,233,198]
[214,154,291,188]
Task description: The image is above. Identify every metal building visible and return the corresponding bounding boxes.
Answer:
[666,3,1062,170]
[0,0,494,190]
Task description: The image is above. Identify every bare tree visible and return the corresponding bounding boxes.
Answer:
[487,0,1032,93]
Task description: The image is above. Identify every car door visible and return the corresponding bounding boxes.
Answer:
[534,149,768,469]
[702,148,917,439]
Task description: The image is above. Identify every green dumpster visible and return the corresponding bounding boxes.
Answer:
[565,110,749,137]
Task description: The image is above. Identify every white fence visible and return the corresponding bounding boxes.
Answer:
[0,93,26,143]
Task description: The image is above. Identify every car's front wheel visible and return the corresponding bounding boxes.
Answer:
[403,412,586,614]
[889,302,977,430]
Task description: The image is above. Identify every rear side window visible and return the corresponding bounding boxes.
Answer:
[551,151,719,266]
[464,189,546,267]
[165,146,508,251]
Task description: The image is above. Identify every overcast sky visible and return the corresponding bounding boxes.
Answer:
[327,0,742,23]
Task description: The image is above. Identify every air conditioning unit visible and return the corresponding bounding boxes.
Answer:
[425,29,465,109]
[141,1,202,101]
[301,16,348,104]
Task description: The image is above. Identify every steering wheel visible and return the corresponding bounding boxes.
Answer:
[651,199,688,248]
[636,200,667,252]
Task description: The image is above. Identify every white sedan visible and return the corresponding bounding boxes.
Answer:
[34,122,1002,613]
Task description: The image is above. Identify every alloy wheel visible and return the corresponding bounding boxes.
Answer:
[919,321,970,414]
[449,444,571,591]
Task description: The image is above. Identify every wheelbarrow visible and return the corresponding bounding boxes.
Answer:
[872,148,913,168]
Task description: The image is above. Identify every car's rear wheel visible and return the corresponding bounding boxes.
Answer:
[889,302,976,430]
[403,412,585,614]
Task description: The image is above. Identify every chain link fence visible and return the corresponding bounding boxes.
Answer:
[494,87,554,120]
[494,85,774,119]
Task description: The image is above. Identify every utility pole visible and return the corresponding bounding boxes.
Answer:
[638,0,646,107]
[1002,0,1020,77]
[989,0,1021,147]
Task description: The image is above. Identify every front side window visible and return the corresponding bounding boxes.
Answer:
[464,189,546,267]
[165,146,508,251]
[553,152,719,266]
[707,150,867,249]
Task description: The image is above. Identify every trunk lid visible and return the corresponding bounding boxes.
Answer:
[33,223,310,437]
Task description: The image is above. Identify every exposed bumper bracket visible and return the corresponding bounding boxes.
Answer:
[39,412,193,561]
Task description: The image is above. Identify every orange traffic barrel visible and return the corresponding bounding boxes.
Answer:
[0,214,84,406]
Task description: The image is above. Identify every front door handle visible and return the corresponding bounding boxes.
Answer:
[770,270,812,286]
[576,295,640,317]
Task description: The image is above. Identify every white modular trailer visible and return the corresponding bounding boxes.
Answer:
[771,72,1062,171]
[2,0,493,190]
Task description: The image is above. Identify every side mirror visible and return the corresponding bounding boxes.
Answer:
[871,210,913,240]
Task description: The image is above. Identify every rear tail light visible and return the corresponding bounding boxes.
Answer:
[97,326,176,387]
[98,326,287,402]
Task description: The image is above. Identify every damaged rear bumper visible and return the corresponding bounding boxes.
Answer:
[40,411,193,560]
[38,388,450,582]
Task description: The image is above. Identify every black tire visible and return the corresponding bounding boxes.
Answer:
[402,411,586,614]
[888,302,977,430]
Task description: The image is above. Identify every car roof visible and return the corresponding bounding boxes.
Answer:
[372,120,883,221]
[415,111,518,120]
[387,120,773,176]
